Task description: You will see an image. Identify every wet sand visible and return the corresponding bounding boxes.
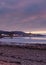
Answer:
[0,43,46,65]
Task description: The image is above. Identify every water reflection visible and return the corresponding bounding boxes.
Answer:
[0,37,46,43]
[31,37,46,40]
[23,37,30,39]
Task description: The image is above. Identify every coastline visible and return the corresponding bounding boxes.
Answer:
[0,42,46,50]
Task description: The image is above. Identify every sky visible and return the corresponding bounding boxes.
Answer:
[0,0,46,33]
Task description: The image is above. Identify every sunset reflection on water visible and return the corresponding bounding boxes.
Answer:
[31,37,46,40]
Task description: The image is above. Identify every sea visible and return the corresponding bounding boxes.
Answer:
[0,36,46,44]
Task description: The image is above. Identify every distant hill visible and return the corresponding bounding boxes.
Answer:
[0,30,25,34]
[0,30,29,37]
[0,30,45,37]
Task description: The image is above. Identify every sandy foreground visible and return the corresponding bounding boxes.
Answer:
[0,43,46,65]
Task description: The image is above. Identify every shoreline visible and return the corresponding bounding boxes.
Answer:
[0,42,46,50]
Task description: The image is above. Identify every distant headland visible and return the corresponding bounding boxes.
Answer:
[0,30,45,38]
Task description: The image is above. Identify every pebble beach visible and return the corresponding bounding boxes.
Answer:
[0,43,46,65]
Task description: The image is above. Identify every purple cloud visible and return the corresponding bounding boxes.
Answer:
[0,0,46,32]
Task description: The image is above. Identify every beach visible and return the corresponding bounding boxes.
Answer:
[0,43,46,65]
[0,0,46,65]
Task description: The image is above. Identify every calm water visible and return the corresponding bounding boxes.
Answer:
[0,37,46,44]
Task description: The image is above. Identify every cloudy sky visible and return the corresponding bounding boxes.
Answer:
[0,0,46,33]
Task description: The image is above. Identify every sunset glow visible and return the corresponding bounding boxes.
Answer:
[31,31,46,34]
